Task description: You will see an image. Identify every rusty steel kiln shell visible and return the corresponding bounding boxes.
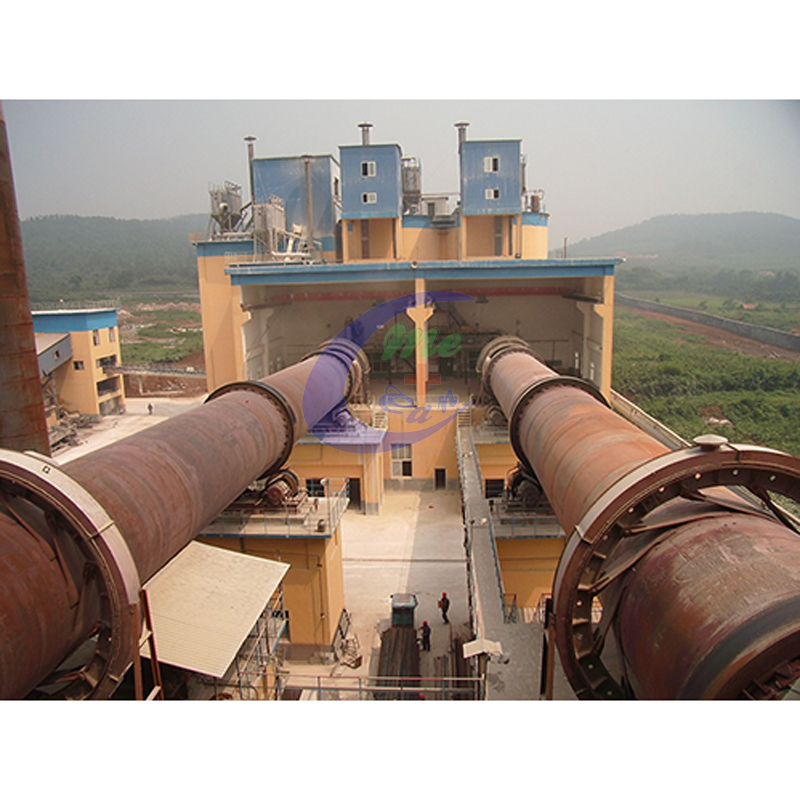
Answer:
[0,340,362,699]
[478,336,800,700]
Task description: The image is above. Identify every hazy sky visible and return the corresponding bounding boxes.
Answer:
[3,4,798,247]
[4,99,798,246]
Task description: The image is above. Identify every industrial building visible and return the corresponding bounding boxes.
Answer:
[193,122,618,683]
[32,307,126,440]
[3,110,800,701]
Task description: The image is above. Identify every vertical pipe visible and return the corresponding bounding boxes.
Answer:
[304,156,314,254]
[244,136,256,209]
[0,101,50,455]
[358,122,372,146]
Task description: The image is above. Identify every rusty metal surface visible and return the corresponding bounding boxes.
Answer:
[0,343,356,698]
[481,336,800,699]
[0,102,50,456]
[616,514,800,699]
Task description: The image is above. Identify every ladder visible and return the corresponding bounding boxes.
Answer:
[133,589,164,700]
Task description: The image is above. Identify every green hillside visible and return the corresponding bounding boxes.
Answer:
[562,212,800,271]
[20,213,208,302]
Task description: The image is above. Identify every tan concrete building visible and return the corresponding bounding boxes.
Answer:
[33,307,126,426]
[195,123,621,659]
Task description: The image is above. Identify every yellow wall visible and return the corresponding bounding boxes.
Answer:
[199,528,345,649]
[496,537,565,609]
[475,442,516,483]
[462,215,523,258]
[399,226,458,261]
[55,326,124,416]
[343,218,396,260]
[521,224,549,259]
[197,253,248,391]
[383,406,459,482]
[600,274,615,398]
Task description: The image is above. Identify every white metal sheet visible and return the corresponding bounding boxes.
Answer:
[141,542,288,678]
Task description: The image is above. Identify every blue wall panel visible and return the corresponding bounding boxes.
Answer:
[460,140,522,215]
[340,144,402,219]
[252,156,337,237]
[33,309,118,333]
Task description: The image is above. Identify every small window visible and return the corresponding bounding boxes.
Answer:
[361,161,377,178]
[362,192,377,204]
[73,360,85,371]
[485,188,500,200]
[484,156,500,172]
[306,478,325,498]
[92,330,100,346]
[54,350,61,359]
[391,444,412,478]
[485,479,505,499]
[109,327,116,343]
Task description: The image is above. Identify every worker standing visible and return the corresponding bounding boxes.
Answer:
[420,620,431,651]
[438,592,450,623]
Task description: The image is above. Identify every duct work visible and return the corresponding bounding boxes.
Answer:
[478,336,800,700]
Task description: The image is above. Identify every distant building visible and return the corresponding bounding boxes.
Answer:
[32,307,126,427]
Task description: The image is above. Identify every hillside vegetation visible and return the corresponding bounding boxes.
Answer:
[20,213,208,302]
[564,212,800,270]
[613,307,800,457]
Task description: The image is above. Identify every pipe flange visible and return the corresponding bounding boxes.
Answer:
[476,336,533,394]
[552,442,800,699]
[508,375,609,475]
[205,380,296,477]
[0,449,141,700]
[301,338,366,402]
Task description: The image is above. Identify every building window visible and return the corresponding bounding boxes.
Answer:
[306,478,325,498]
[73,360,85,371]
[109,327,116,343]
[362,192,377,204]
[92,330,100,346]
[485,479,505,499]
[391,444,412,478]
[361,161,377,178]
[485,188,500,200]
[484,156,500,172]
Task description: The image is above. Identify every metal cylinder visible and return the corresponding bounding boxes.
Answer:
[0,101,50,456]
[0,342,359,699]
[480,336,800,699]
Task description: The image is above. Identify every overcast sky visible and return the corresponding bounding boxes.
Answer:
[4,99,798,246]
[3,3,798,247]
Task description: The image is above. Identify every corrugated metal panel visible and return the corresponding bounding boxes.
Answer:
[460,140,522,216]
[35,332,72,377]
[141,542,289,678]
[32,309,118,334]
[339,144,402,219]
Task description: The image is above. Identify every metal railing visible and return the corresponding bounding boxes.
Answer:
[284,673,484,701]
[206,480,350,538]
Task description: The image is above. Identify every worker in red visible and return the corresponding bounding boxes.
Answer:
[420,620,431,651]
[438,592,450,623]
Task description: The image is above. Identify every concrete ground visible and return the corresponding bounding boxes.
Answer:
[339,489,471,683]
[52,397,204,466]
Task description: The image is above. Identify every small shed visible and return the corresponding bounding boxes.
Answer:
[390,593,418,628]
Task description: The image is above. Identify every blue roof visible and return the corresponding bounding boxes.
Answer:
[225,258,620,286]
[32,308,118,333]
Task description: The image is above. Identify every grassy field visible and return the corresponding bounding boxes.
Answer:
[612,306,800,457]
[119,301,204,365]
[619,289,800,333]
